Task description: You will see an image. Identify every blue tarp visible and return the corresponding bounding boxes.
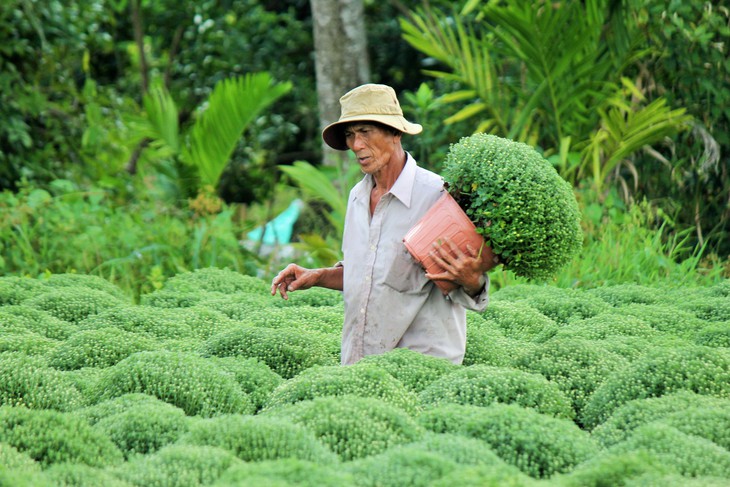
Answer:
[247,199,303,245]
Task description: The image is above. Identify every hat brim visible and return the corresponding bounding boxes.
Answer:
[322,115,423,151]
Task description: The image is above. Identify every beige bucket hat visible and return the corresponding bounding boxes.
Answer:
[322,84,423,151]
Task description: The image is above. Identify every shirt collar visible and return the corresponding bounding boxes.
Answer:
[354,152,417,208]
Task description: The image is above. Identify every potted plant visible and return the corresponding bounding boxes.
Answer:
[439,133,583,281]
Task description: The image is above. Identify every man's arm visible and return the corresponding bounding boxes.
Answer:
[426,237,498,296]
[271,263,344,300]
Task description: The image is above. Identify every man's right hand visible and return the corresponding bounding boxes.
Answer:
[270,264,320,300]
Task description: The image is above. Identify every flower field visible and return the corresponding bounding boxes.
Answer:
[1,267,729,486]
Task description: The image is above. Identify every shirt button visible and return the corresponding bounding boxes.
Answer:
[365,275,371,281]
[369,245,376,251]
[360,308,365,314]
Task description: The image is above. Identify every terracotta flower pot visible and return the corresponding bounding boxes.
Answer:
[403,191,497,294]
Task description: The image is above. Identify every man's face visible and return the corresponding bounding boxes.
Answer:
[344,123,400,176]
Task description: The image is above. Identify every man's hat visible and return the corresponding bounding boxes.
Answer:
[322,84,423,151]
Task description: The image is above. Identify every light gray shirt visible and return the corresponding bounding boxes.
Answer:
[339,153,490,365]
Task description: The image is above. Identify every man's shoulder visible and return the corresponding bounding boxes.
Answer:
[413,165,444,190]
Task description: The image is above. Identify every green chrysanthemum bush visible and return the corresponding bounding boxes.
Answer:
[91,351,255,417]
[111,444,242,487]
[427,464,539,487]
[521,288,611,325]
[608,423,730,478]
[357,348,458,393]
[680,295,730,322]
[0,332,59,356]
[39,273,128,300]
[93,402,190,458]
[78,305,194,340]
[200,326,338,379]
[0,442,41,472]
[0,468,53,487]
[139,288,211,309]
[617,303,706,339]
[399,432,506,467]
[48,328,157,370]
[513,338,629,421]
[695,322,730,348]
[586,283,666,307]
[241,305,344,335]
[551,450,673,487]
[76,393,185,426]
[658,406,730,451]
[262,363,420,415]
[165,306,239,340]
[161,267,269,295]
[463,322,524,367]
[555,312,659,341]
[581,345,730,429]
[344,446,458,487]
[264,395,425,462]
[25,287,125,324]
[622,473,730,487]
[479,300,559,342]
[0,305,77,340]
[0,352,84,411]
[207,356,283,412]
[419,364,574,420]
[43,463,134,487]
[418,403,599,479]
[0,406,123,468]
[442,133,583,280]
[199,293,274,321]
[178,414,337,464]
[269,286,343,307]
[590,391,730,447]
[0,277,45,306]
[212,459,355,487]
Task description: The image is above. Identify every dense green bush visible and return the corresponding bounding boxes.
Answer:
[442,133,583,280]
[418,403,599,478]
[555,312,659,341]
[513,338,629,421]
[591,391,730,448]
[479,300,559,342]
[161,268,268,295]
[582,346,730,428]
[48,328,157,370]
[0,332,59,356]
[241,305,343,335]
[357,348,458,393]
[92,351,255,417]
[39,273,129,300]
[608,423,730,478]
[263,364,420,415]
[695,322,730,348]
[77,393,186,426]
[0,442,41,471]
[0,305,77,339]
[0,277,45,305]
[427,463,539,487]
[586,283,666,307]
[207,356,283,413]
[93,402,190,458]
[43,463,134,487]
[212,459,354,487]
[112,444,242,487]
[0,406,123,467]
[345,447,458,487]
[25,287,125,324]
[179,414,337,464]
[463,324,522,367]
[200,326,338,379]
[0,352,84,411]
[264,395,425,462]
[419,364,574,419]
[268,286,343,307]
[552,450,673,487]
[78,305,194,339]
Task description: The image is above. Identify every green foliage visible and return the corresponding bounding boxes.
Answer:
[0,304,77,340]
[92,351,255,417]
[0,352,84,411]
[40,273,128,300]
[25,287,125,324]
[0,331,59,356]
[242,305,343,335]
[513,338,629,422]
[345,447,458,487]
[48,328,157,370]
[591,391,730,447]
[179,414,337,464]
[479,300,559,342]
[112,444,242,487]
[427,464,539,487]
[608,423,730,478]
[582,346,730,429]
[78,305,194,339]
[262,364,420,415]
[0,406,123,467]
[617,302,706,339]
[264,395,425,462]
[212,459,354,487]
[270,285,343,307]
[462,322,519,367]
[43,463,134,487]
[0,442,41,471]
[0,276,45,305]
[695,322,730,348]
[501,286,611,324]
[357,348,458,393]
[93,402,190,458]
[623,473,730,487]
[552,450,673,487]
[207,356,283,413]
[200,326,338,379]
[419,364,574,419]
[586,283,665,307]
[555,313,659,341]
[162,267,268,295]
[400,432,506,467]
[443,133,583,280]
[418,403,600,478]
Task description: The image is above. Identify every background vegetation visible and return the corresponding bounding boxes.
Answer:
[0,0,728,298]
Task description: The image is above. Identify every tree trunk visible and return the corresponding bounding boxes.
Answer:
[310,0,370,167]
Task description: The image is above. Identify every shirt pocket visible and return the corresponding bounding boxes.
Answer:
[382,246,430,294]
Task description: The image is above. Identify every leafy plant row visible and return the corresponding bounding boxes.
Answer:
[0,268,729,486]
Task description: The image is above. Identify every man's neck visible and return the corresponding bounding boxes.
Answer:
[372,149,407,192]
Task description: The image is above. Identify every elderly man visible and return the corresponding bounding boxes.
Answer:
[271,83,495,365]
